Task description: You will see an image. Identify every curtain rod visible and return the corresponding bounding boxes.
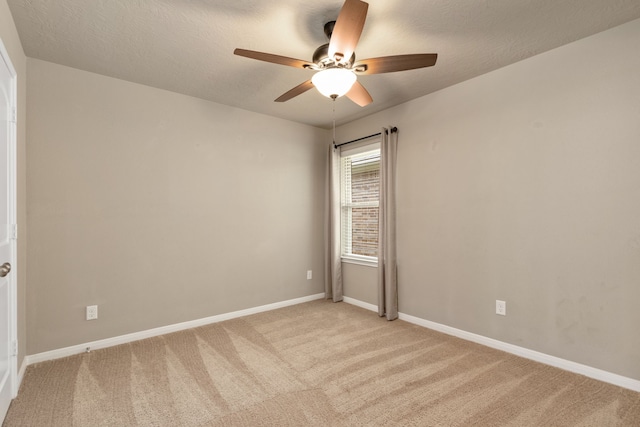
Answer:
[334,127,397,149]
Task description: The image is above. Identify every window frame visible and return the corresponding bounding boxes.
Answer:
[339,139,380,268]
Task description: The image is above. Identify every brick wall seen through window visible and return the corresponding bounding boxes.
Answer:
[341,149,380,259]
[350,166,379,256]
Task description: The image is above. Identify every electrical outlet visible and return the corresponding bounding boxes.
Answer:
[496,300,506,316]
[86,305,98,320]
[307,270,312,280]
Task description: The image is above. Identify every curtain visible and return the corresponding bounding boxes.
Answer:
[378,127,398,320]
[325,143,343,302]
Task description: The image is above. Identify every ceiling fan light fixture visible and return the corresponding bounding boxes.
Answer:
[312,68,356,99]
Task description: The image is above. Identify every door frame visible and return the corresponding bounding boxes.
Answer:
[0,36,18,402]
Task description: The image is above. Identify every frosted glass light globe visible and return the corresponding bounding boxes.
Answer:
[312,68,357,98]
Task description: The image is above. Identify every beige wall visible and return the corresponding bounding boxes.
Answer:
[338,18,640,380]
[342,263,376,306]
[1,0,27,371]
[26,59,328,354]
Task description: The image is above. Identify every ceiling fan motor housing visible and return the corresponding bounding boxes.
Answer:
[313,43,355,69]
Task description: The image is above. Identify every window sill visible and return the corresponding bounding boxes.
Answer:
[341,255,378,268]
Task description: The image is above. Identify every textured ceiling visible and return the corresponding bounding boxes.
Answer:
[7,0,640,128]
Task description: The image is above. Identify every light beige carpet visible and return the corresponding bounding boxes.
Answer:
[4,300,640,426]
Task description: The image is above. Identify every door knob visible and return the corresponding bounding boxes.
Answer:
[0,262,11,277]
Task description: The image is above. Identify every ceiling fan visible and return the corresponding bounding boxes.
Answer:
[233,0,437,107]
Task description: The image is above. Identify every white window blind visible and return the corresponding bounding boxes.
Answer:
[340,147,380,263]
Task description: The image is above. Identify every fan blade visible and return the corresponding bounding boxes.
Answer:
[328,0,368,64]
[346,81,372,107]
[275,80,315,102]
[234,48,314,69]
[353,54,438,74]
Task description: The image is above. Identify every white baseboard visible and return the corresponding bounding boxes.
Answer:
[26,293,325,366]
[16,358,27,391]
[343,297,640,393]
[343,296,378,312]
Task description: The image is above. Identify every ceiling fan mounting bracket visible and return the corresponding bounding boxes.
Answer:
[323,21,336,40]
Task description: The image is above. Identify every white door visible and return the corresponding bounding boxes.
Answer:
[0,39,17,422]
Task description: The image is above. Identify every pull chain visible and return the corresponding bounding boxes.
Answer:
[332,97,336,147]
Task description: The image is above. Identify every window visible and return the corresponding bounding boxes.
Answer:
[340,144,380,266]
